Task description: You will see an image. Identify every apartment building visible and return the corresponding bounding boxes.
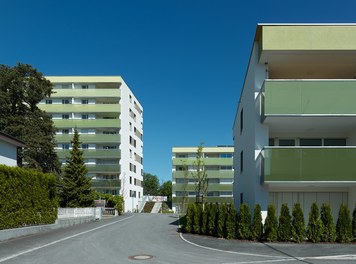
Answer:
[233,24,356,221]
[39,76,143,212]
[172,146,234,213]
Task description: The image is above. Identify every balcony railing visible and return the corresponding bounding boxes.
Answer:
[86,164,120,173]
[262,147,356,182]
[49,89,120,98]
[261,80,356,120]
[40,104,120,113]
[172,158,232,166]
[56,134,121,144]
[57,149,121,159]
[53,119,121,128]
[91,179,121,188]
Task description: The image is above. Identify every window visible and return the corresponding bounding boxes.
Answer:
[130,190,136,198]
[81,129,89,134]
[82,85,88,89]
[279,139,295,146]
[82,144,89,149]
[62,114,69,119]
[300,138,322,146]
[177,154,188,158]
[220,191,233,197]
[176,178,187,184]
[129,95,132,103]
[62,129,69,134]
[134,178,137,185]
[129,136,136,147]
[220,153,233,158]
[82,114,89,119]
[62,99,70,104]
[176,166,185,171]
[207,191,219,197]
[62,144,70,150]
[103,146,117,149]
[240,108,243,133]
[130,149,132,158]
[240,151,243,173]
[269,138,275,146]
[130,176,132,184]
[220,166,233,171]
[62,84,70,89]
[240,193,243,204]
[45,99,52,104]
[138,192,141,198]
[208,178,219,184]
[129,163,136,173]
[82,99,89,104]
[324,138,346,146]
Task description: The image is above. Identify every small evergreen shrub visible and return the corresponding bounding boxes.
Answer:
[208,203,218,236]
[291,203,305,243]
[307,203,322,243]
[352,206,356,242]
[226,204,237,239]
[201,203,209,235]
[185,203,194,233]
[250,204,263,241]
[193,203,202,234]
[237,203,251,240]
[264,204,278,242]
[217,203,227,238]
[336,204,352,243]
[278,204,291,242]
[320,203,336,242]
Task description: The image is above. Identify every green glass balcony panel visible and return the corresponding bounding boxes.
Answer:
[173,183,232,192]
[263,80,356,116]
[87,164,120,173]
[173,184,196,192]
[172,158,232,166]
[207,184,233,192]
[263,147,356,182]
[57,149,121,159]
[40,104,120,113]
[91,179,120,188]
[50,89,120,98]
[53,119,121,128]
[56,134,120,143]
[172,197,233,204]
[172,170,233,179]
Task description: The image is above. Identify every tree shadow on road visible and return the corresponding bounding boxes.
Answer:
[262,242,313,264]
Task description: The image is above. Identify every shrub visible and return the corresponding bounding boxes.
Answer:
[291,203,305,243]
[336,204,352,243]
[353,206,356,242]
[185,203,195,233]
[307,203,322,243]
[250,204,263,241]
[237,203,251,240]
[320,203,336,242]
[193,203,202,234]
[208,203,218,236]
[217,203,227,238]
[0,165,58,230]
[226,204,237,239]
[264,204,278,242]
[278,204,291,242]
[201,203,209,235]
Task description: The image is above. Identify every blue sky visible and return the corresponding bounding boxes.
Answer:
[1,0,356,182]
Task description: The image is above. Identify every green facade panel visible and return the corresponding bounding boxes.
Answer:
[57,149,121,159]
[40,104,120,113]
[172,158,233,166]
[56,134,120,143]
[173,183,232,192]
[50,89,120,98]
[172,171,233,179]
[263,80,356,116]
[87,164,120,173]
[91,179,120,188]
[263,147,356,182]
[172,197,233,204]
[53,119,121,128]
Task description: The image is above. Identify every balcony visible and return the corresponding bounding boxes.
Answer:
[56,134,120,144]
[40,104,120,113]
[57,149,121,159]
[172,158,232,166]
[172,170,233,179]
[262,147,356,184]
[91,179,120,188]
[53,119,121,128]
[49,89,120,98]
[86,164,120,173]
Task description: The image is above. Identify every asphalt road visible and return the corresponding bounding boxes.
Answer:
[0,214,355,264]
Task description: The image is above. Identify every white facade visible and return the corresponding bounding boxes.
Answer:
[233,24,356,222]
[0,133,25,167]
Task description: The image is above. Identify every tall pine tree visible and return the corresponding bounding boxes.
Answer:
[60,128,94,207]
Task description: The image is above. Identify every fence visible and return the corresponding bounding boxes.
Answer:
[58,207,102,220]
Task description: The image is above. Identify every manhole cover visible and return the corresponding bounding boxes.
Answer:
[129,255,154,260]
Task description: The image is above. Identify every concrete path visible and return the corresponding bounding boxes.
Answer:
[151,202,162,213]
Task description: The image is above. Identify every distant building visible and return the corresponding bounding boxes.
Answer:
[233,24,356,221]
[0,132,25,167]
[172,146,234,213]
[39,76,143,212]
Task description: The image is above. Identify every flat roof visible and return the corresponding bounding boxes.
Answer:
[0,132,26,147]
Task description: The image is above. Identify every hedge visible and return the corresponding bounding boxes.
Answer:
[0,165,58,230]
[181,202,356,243]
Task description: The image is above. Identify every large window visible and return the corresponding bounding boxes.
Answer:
[279,139,295,146]
[240,108,243,134]
[240,151,243,173]
[219,153,233,158]
[300,138,322,146]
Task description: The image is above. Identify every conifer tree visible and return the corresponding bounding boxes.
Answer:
[352,206,356,242]
[208,203,218,236]
[264,204,278,242]
[278,204,291,242]
[237,203,251,240]
[291,203,305,243]
[193,203,202,234]
[251,204,263,241]
[60,128,94,207]
[226,204,237,239]
[320,203,336,242]
[185,203,194,233]
[307,203,322,243]
[336,204,352,243]
[201,203,209,235]
[217,203,227,238]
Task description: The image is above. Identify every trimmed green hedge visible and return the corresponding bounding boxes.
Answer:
[0,165,58,230]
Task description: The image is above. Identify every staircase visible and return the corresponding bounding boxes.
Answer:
[150,202,162,213]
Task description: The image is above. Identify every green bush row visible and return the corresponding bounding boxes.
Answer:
[182,202,356,243]
[0,165,58,230]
